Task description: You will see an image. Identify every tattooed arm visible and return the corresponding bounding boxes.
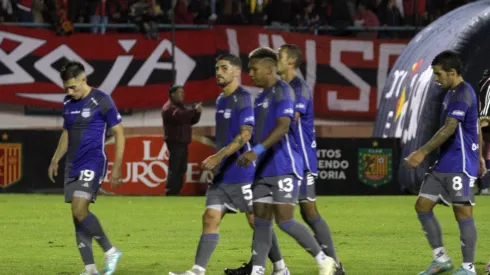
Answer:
[419,117,459,154]
[217,125,254,158]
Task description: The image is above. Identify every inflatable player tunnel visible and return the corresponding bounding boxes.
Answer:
[373,1,490,194]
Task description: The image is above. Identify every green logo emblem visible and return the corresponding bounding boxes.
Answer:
[358,141,392,187]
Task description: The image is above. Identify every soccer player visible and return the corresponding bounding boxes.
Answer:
[237,47,337,275]
[169,54,288,275]
[48,61,124,275]
[477,69,490,195]
[405,51,479,275]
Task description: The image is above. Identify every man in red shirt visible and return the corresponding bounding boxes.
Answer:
[162,85,202,195]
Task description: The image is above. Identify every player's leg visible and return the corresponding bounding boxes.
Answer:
[449,174,477,275]
[416,172,453,275]
[299,172,342,271]
[480,159,490,194]
[249,180,275,275]
[271,175,336,275]
[170,184,226,275]
[166,143,187,196]
[70,174,121,275]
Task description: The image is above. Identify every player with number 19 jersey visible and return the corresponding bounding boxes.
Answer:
[63,88,122,201]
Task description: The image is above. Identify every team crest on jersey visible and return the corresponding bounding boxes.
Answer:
[81,108,91,118]
[224,109,231,119]
[0,141,23,188]
[357,142,392,187]
[263,99,269,108]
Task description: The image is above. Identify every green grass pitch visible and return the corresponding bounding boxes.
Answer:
[0,194,489,275]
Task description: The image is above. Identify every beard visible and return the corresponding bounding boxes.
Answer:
[216,78,231,87]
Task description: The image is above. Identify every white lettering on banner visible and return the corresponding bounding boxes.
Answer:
[103,139,213,187]
[328,40,373,112]
[0,31,195,103]
[316,149,348,180]
[0,31,46,84]
[377,43,407,107]
[225,29,317,91]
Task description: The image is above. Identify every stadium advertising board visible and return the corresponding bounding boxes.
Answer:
[0,26,408,119]
[315,138,401,195]
[0,130,402,196]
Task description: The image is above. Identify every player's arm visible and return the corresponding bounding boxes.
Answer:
[419,117,459,154]
[260,117,291,150]
[217,125,253,158]
[51,129,69,164]
[294,84,309,122]
[111,123,125,174]
[164,104,198,124]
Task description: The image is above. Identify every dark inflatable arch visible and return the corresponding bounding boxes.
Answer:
[373,1,490,194]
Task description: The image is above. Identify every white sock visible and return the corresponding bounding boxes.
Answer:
[251,265,265,275]
[462,263,475,272]
[85,264,98,273]
[433,247,450,262]
[273,260,286,271]
[104,247,117,257]
[314,251,328,265]
[192,265,206,272]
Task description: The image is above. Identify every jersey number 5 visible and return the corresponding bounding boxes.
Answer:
[79,170,95,182]
[241,184,253,200]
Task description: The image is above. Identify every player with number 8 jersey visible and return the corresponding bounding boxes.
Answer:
[404,51,480,275]
[48,61,125,275]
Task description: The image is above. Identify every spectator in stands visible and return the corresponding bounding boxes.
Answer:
[128,0,160,39]
[0,0,14,22]
[265,0,297,27]
[88,0,109,34]
[173,0,194,24]
[161,85,202,196]
[318,0,353,36]
[354,0,380,38]
[377,0,404,38]
[16,0,33,22]
[295,0,320,32]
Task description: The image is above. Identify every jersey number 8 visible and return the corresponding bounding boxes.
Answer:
[79,170,95,182]
[241,184,253,200]
[452,176,463,191]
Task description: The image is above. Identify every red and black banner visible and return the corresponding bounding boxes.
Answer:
[0,26,408,119]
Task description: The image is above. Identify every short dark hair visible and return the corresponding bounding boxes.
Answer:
[248,47,277,63]
[169,84,183,94]
[60,61,85,81]
[431,50,464,74]
[279,44,303,68]
[216,54,242,69]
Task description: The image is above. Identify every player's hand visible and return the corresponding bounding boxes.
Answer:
[195,102,203,112]
[110,167,124,188]
[202,153,223,171]
[404,150,426,168]
[237,150,258,168]
[48,161,59,183]
[480,157,487,177]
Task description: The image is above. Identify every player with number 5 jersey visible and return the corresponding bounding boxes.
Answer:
[405,51,480,275]
[48,61,125,275]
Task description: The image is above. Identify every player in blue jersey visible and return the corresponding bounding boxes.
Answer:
[405,51,479,275]
[236,47,337,275]
[48,61,125,275]
[169,54,288,275]
[278,44,344,275]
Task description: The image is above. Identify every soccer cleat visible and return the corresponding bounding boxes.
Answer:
[224,263,252,275]
[169,269,205,275]
[417,259,454,275]
[102,247,123,275]
[80,271,99,275]
[334,262,345,275]
[451,267,476,275]
[486,262,490,274]
[319,256,337,275]
[271,267,290,275]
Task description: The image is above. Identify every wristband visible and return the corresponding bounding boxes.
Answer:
[252,144,265,155]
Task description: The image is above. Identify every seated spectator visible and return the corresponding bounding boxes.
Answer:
[354,0,380,38]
